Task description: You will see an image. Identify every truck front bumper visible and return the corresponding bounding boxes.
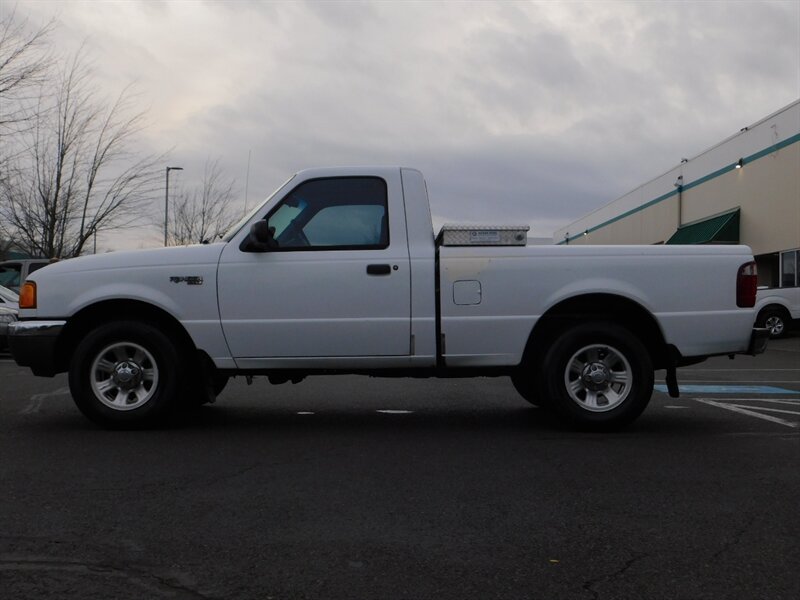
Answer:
[8,320,66,377]
[747,327,769,356]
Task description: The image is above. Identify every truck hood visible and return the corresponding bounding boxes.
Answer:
[30,243,228,278]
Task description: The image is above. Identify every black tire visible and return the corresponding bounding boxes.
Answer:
[756,307,789,339]
[68,321,184,428]
[542,322,654,430]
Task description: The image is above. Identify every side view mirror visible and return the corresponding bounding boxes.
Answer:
[242,221,278,252]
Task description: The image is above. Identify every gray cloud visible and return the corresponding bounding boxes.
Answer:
[11,0,799,249]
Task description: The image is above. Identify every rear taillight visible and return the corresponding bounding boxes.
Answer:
[19,281,37,309]
[736,261,757,308]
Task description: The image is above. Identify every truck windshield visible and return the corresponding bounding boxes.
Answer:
[221,174,296,242]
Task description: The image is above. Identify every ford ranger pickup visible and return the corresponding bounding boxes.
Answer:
[8,167,768,429]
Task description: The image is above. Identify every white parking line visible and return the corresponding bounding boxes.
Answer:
[711,398,800,405]
[658,380,800,384]
[20,387,70,414]
[376,410,414,414]
[682,368,800,371]
[728,405,800,416]
[693,398,799,428]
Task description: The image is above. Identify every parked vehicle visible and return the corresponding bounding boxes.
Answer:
[755,286,799,338]
[0,284,19,310]
[0,306,17,352]
[8,167,767,430]
[0,259,53,294]
[0,285,21,351]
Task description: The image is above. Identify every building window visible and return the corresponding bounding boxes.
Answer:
[781,250,798,287]
[755,253,779,288]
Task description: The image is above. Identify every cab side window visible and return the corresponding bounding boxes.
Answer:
[266,177,388,250]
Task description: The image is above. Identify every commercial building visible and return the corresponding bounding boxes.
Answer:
[555,100,799,288]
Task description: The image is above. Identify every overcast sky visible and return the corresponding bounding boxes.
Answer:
[9,0,800,250]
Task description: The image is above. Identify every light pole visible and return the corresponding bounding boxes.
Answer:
[164,166,183,246]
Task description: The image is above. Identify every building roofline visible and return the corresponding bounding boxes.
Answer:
[556,99,800,239]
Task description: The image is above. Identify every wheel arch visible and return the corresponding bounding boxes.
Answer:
[757,303,792,321]
[756,303,793,338]
[524,293,671,369]
[56,299,201,373]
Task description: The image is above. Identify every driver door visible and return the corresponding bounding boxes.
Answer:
[217,174,412,363]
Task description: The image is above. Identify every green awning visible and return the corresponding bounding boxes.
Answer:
[666,209,740,245]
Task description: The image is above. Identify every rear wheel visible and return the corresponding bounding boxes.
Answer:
[69,321,183,428]
[756,307,789,339]
[542,323,654,430]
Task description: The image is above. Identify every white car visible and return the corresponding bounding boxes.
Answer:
[0,286,20,352]
[0,306,17,351]
[0,284,19,311]
[0,259,53,294]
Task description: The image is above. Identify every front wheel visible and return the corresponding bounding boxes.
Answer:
[68,321,183,428]
[542,323,654,430]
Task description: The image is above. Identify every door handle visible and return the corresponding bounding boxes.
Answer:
[366,264,392,275]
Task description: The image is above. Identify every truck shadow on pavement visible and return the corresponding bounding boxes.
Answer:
[10,385,761,437]
[159,402,726,437]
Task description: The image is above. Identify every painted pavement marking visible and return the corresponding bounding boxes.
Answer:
[20,387,71,414]
[655,384,798,395]
[658,380,800,385]
[681,368,800,372]
[693,398,799,429]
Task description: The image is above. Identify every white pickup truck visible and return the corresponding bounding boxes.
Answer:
[755,287,799,338]
[9,167,767,430]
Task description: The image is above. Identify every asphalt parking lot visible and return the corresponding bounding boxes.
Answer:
[654,334,800,429]
[0,338,798,599]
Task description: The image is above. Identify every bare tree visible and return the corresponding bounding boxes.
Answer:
[0,7,53,137]
[0,237,14,260]
[0,51,164,258]
[167,159,239,246]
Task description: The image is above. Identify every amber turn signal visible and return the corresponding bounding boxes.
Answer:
[19,281,37,309]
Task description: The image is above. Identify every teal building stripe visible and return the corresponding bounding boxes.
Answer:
[559,132,800,244]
